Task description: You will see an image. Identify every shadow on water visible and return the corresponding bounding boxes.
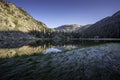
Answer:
[0,30,119,48]
[0,39,119,48]
[0,30,120,58]
[0,39,119,57]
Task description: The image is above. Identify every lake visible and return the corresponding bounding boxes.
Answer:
[0,40,119,58]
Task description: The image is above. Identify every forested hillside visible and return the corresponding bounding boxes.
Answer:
[79,11,120,38]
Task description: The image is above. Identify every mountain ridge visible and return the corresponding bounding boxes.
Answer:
[0,0,49,32]
[78,10,120,38]
[55,24,81,32]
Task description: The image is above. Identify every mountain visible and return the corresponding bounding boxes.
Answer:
[55,24,81,32]
[0,0,53,39]
[79,10,120,38]
[0,0,48,32]
[75,24,92,32]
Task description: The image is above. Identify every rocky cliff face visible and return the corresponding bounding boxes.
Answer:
[0,0,48,32]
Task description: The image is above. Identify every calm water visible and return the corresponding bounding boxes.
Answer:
[0,40,119,58]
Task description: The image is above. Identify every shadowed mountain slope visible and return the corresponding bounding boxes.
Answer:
[79,10,120,38]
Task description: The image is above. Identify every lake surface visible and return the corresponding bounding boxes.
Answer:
[0,40,119,58]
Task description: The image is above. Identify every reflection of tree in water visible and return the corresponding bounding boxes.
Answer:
[0,40,119,58]
[0,41,54,58]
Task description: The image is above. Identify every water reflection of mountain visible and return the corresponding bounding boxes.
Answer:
[0,40,119,58]
[0,40,32,48]
[0,44,53,58]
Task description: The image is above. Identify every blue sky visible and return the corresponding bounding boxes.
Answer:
[6,0,120,28]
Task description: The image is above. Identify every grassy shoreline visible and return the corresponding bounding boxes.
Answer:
[0,43,120,80]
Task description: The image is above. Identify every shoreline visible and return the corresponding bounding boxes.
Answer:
[0,43,120,80]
